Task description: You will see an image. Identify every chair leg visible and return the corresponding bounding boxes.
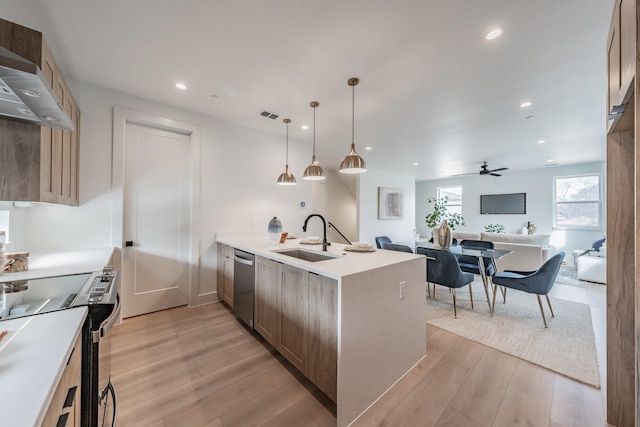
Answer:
[452,288,457,318]
[468,283,474,309]
[491,283,498,312]
[501,286,507,303]
[545,295,555,317]
[426,282,431,299]
[536,295,548,328]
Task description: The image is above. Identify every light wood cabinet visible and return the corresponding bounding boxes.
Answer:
[308,273,338,402]
[254,256,279,347]
[253,258,338,402]
[277,263,309,375]
[0,18,80,206]
[605,1,638,425]
[606,0,635,129]
[41,332,82,427]
[217,243,234,307]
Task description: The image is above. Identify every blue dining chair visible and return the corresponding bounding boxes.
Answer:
[491,252,565,328]
[375,236,392,249]
[382,242,413,253]
[417,247,475,318]
[457,239,503,303]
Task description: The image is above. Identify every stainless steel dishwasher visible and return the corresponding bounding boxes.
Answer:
[233,249,255,328]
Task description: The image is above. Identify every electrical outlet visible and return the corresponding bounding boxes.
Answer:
[399,281,406,300]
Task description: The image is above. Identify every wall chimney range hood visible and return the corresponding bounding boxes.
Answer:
[0,46,74,131]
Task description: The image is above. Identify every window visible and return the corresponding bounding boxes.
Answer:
[553,174,602,229]
[437,186,462,215]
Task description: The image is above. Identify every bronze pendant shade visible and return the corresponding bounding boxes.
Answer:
[277,118,296,185]
[303,101,326,181]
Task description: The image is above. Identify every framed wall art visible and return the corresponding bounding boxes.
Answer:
[378,187,404,220]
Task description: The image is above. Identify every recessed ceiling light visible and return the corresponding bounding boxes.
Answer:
[547,159,554,163]
[413,162,419,166]
[520,101,532,108]
[365,147,372,151]
[486,28,503,40]
[175,82,187,90]
[537,140,546,144]
[301,125,309,130]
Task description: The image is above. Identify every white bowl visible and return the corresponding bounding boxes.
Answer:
[352,242,372,248]
[306,236,321,241]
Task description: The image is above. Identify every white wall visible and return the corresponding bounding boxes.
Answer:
[415,162,606,262]
[358,167,416,245]
[310,170,358,243]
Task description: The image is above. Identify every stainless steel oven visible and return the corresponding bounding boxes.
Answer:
[0,267,120,427]
[74,268,119,427]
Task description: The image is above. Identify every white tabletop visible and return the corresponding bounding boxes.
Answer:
[0,307,88,427]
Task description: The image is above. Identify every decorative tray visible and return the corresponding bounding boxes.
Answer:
[344,246,375,252]
[300,240,322,245]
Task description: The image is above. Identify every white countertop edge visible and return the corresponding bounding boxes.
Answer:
[0,247,115,282]
[216,236,423,279]
[0,306,88,427]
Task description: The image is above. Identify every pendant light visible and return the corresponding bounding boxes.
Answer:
[339,77,367,174]
[277,118,297,185]
[303,101,326,181]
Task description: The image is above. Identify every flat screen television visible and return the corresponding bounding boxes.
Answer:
[480,192,526,214]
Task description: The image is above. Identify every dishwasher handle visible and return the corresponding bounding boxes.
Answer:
[234,255,254,266]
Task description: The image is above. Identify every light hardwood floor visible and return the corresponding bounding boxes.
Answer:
[111,279,608,427]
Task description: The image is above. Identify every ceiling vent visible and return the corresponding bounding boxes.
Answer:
[260,110,279,120]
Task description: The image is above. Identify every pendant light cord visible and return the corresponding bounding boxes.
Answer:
[352,83,356,146]
[286,121,289,167]
[313,105,317,156]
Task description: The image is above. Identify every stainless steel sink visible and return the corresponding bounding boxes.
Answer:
[273,248,339,262]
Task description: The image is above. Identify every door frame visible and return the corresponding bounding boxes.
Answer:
[112,107,209,307]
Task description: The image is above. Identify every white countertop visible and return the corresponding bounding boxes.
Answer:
[0,247,115,282]
[216,235,423,279]
[0,307,88,427]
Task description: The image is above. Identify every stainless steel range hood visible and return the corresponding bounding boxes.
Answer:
[0,46,74,131]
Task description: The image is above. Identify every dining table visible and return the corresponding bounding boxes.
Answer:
[408,239,512,313]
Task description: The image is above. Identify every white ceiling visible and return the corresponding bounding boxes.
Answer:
[33,0,612,181]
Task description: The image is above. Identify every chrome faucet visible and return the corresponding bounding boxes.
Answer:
[302,214,329,251]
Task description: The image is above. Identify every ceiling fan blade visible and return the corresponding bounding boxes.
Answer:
[489,167,508,172]
[451,172,479,177]
[489,173,502,177]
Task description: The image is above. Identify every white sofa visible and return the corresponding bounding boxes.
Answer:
[452,231,557,272]
[571,241,606,284]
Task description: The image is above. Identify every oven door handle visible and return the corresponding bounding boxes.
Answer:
[108,380,118,427]
[92,294,121,344]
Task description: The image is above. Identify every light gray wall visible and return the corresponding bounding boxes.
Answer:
[358,167,416,245]
[415,162,606,261]
[310,170,358,243]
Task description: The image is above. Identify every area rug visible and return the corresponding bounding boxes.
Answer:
[555,265,588,288]
[426,285,600,388]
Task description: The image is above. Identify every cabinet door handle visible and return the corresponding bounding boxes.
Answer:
[63,386,77,408]
[56,412,69,427]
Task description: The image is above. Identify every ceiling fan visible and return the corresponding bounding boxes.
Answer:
[453,162,509,177]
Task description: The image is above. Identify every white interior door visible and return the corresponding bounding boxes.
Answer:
[122,122,191,318]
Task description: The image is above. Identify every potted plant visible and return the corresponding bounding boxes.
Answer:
[425,196,465,230]
[484,223,505,233]
[425,197,465,248]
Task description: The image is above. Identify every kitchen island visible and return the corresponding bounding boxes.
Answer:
[216,234,427,427]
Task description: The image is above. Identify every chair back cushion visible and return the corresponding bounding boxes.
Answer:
[375,236,392,249]
[417,247,473,288]
[382,243,413,253]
